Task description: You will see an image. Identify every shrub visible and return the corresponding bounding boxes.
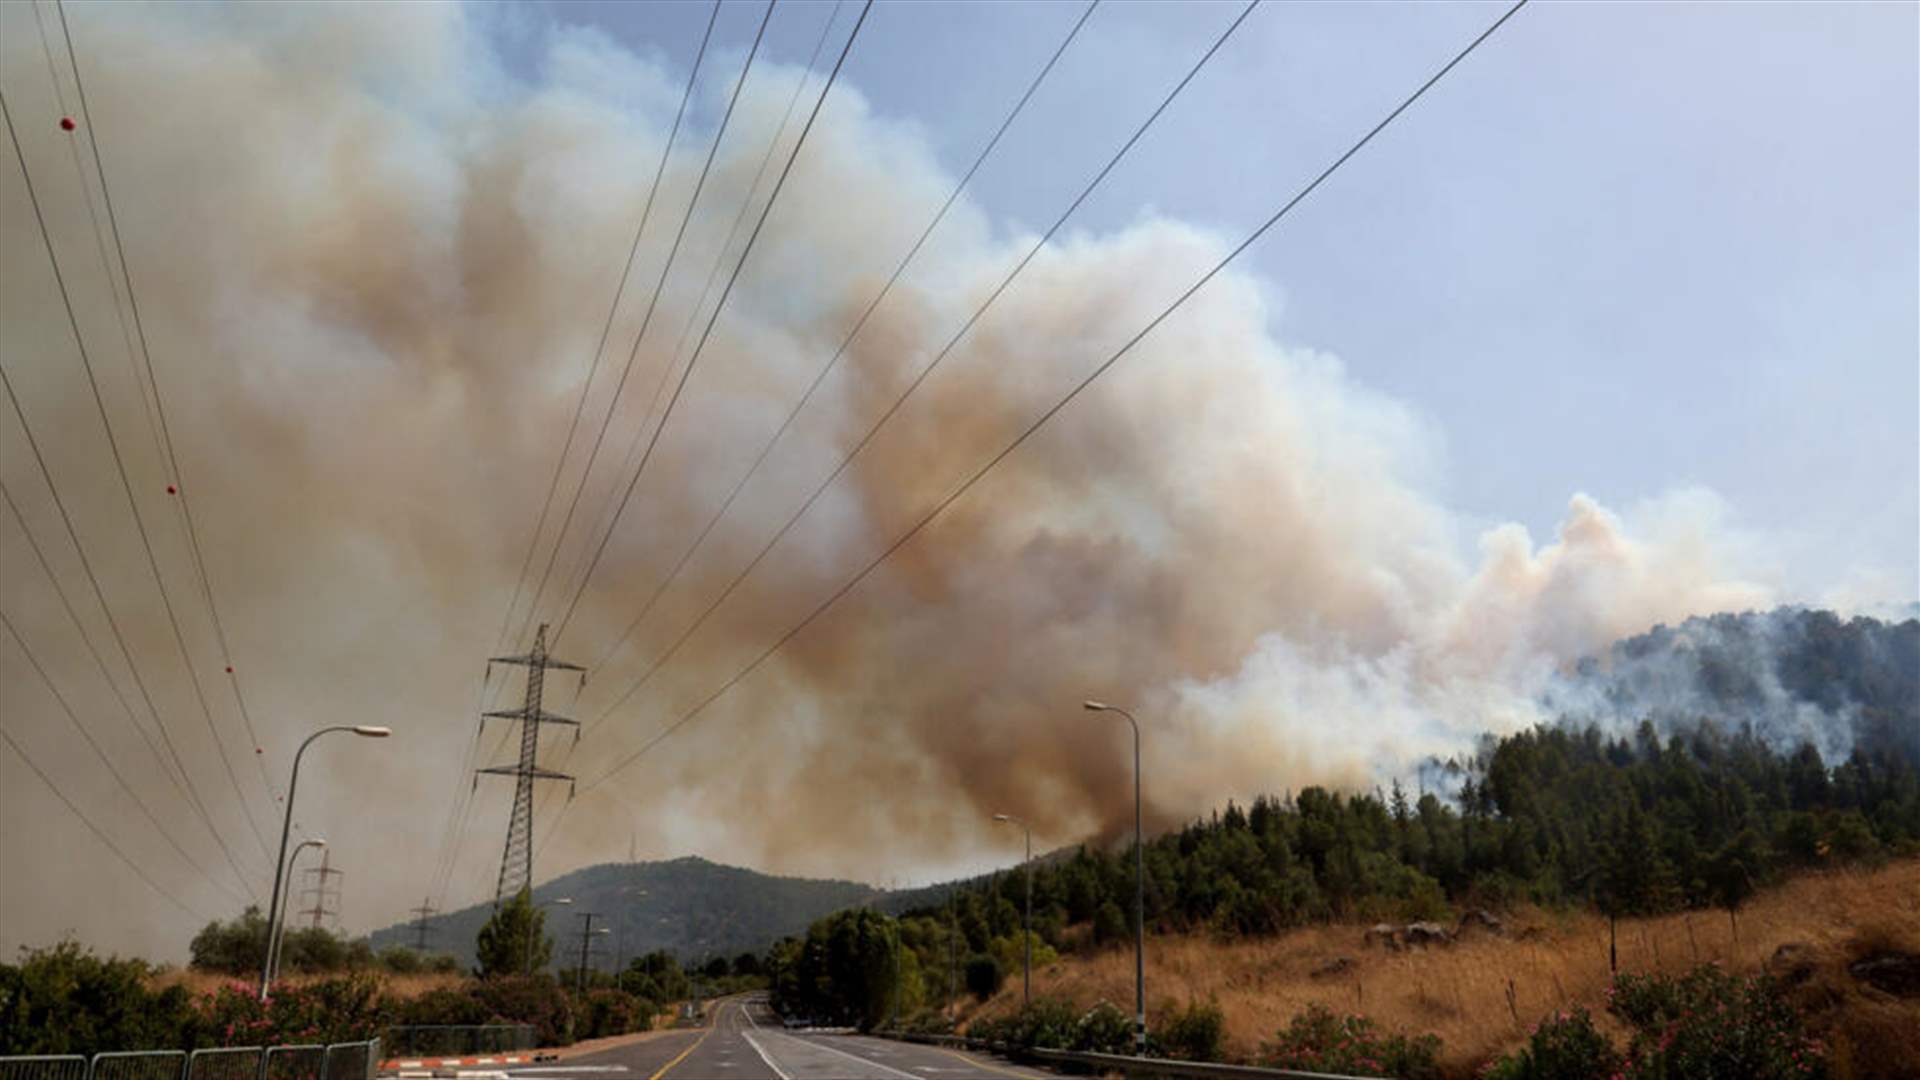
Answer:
[1260,1003,1442,1079]
[1608,965,1824,1079]
[578,988,645,1038]
[971,998,1079,1049]
[197,973,387,1046]
[472,974,574,1047]
[379,946,423,974]
[396,987,490,1027]
[1481,1007,1620,1080]
[1154,998,1225,1062]
[964,954,1003,1001]
[1072,1001,1134,1054]
[0,941,195,1053]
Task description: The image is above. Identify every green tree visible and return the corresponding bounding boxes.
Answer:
[475,889,550,978]
[188,906,270,973]
[964,954,1003,1002]
[1706,829,1762,941]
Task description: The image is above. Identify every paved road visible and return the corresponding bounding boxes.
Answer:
[538,997,1050,1080]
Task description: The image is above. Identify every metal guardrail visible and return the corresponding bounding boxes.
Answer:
[90,1053,186,1080]
[186,1049,262,1080]
[377,1027,533,1056]
[874,1030,1368,1080]
[0,1057,87,1080]
[0,1042,377,1080]
[319,1045,373,1080]
[260,1046,325,1080]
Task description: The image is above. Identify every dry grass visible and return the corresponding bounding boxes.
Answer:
[956,858,1920,1077]
[147,969,467,1001]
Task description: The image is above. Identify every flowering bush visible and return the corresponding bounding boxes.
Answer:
[1480,1007,1620,1080]
[1071,1001,1133,1054]
[197,974,386,1045]
[967,997,1079,1049]
[1259,1003,1442,1079]
[471,975,574,1047]
[1608,965,1824,1079]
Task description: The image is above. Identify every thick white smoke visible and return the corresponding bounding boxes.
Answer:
[0,3,1809,961]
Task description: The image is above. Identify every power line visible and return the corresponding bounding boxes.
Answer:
[581,0,1101,684]
[488,0,725,663]
[1,480,253,901]
[1,474,153,774]
[0,725,211,923]
[56,0,283,813]
[482,0,869,904]
[1,87,276,861]
[547,0,876,647]
[422,1,727,910]
[0,304,260,895]
[577,0,1254,734]
[0,605,248,906]
[511,0,780,653]
[520,0,851,839]
[563,0,1530,805]
[32,0,169,478]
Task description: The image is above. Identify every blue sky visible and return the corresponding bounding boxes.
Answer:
[495,0,1916,604]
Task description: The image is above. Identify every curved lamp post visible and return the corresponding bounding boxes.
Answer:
[268,838,325,985]
[992,813,1033,1007]
[260,725,390,1000]
[1084,700,1145,1051]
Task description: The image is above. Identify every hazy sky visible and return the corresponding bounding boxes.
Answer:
[1,0,1913,961]
[521,0,1919,600]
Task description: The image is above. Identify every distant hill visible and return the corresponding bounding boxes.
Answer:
[368,856,879,969]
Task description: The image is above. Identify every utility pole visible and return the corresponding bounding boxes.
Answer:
[574,911,606,993]
[408,898,437,952]
[476,624,585,906]
[298,850,342,930]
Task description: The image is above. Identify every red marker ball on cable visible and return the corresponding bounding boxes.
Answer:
[225,665,234,674]
[60,117,76,132]
[166,484,177,494]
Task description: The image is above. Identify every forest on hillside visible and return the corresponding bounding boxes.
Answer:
[770,716,1920,1026]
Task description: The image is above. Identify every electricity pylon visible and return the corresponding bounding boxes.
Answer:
[476,623,584,907]
[408,897,437,951]
[299,850,342,929]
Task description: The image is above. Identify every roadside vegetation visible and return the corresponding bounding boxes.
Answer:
[765,719,1918,1076]
[1,889,766,1052]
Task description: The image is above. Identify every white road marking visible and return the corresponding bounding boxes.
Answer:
[776,1035,920,1080]
[740,1031,792,1080]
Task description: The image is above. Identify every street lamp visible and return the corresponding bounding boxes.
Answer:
[992,813,1033,1008]
[267,838,325,986]
[1084,700,1145,1052]
[261,725,389,1000]
[531,896,572,977]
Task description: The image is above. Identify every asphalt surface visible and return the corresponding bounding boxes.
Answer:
[526,997,1052,1080]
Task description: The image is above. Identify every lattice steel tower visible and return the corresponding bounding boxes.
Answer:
[477,623,584,906]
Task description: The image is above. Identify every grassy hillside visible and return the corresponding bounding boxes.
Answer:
[369,856,879,969]
[953,859,1920,1078]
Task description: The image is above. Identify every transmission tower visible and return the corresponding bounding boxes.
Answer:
[299,850,343,930]
[408,897,437,951]
[477,623,584,906]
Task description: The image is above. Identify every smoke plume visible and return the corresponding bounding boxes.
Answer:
[0,3,1880,960]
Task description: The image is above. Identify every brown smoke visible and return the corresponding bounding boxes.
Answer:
[0,4,1774,960]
